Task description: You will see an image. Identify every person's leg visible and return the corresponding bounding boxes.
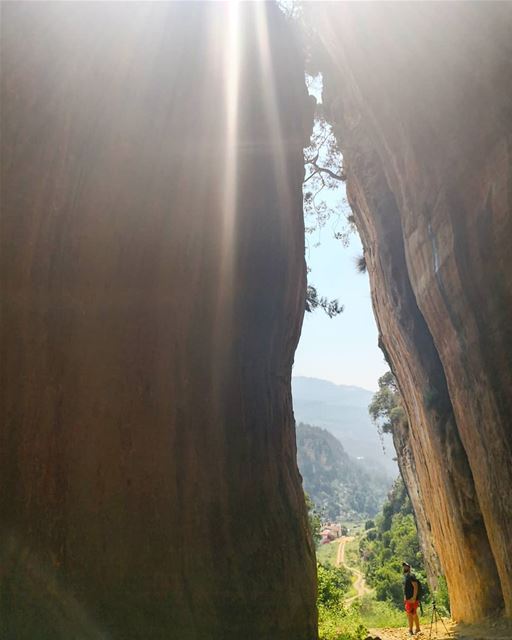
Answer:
[413,610,421,633]
[406,610,414,633]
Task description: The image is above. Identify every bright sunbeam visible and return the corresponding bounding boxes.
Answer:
[254,2,291,223]
[220,1,240,283]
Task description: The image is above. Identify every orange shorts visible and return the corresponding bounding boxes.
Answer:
[405,600,420,614]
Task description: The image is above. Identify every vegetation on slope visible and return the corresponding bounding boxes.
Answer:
[297,422,390,520]
[317,562,367,640]
[358,479,450,615]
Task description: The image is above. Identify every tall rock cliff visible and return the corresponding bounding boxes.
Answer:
[309,2,512,622]
[1,4,317,638]
[391,419,441,589]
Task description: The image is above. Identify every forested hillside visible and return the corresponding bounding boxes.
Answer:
[296,423,391,520]
[293,377,397,477]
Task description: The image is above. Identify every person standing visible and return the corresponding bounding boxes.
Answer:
[403,561,421,635]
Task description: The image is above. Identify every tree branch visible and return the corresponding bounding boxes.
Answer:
[307,160,344,182]
[303,168,320,184]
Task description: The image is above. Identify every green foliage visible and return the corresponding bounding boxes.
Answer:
[364,520,375,530]
[358,479,429,608]
[316,541,339,566]
[302,94,353,320]
[316,563,367,640]
[305,492,322,545]
[317,563,352,608]
[303,113,348,239]
[357,594,407,628]
[318,605,368,640]
[369,371,406,436]
[297,423,389,521]
[434,576,451,616]
[372,565,404,605]
[344,538,360,570]
[354,254,367,274]
[356,477,451,618]
[306,285,344,318]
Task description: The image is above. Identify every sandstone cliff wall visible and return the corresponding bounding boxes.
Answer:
[1,4,316,638]
[392,420,441,589]
[311,2,512,621]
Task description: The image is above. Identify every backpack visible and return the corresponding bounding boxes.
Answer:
[416,578,423,599]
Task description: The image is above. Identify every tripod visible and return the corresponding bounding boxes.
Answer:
[428,598,450,639]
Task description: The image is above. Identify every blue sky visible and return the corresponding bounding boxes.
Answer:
[293,75,388,392]
[294,221,388,392]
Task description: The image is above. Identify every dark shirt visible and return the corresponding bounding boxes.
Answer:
[404,573,418,599]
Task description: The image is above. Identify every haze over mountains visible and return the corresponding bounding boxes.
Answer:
[296,423,390,520]
[292,376,398,478]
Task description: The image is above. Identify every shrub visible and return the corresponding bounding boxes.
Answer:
[317,563,351,608]
[318,605,368,640]
[316,563,368,640]
[435,575,450,615]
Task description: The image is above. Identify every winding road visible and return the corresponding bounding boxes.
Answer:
[335,536,370,603]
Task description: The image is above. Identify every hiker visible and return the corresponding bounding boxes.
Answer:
[403,561,421,635]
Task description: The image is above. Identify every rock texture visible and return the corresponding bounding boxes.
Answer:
[310,2,512,622]
[1,3,317,638]
[391,419,441,590]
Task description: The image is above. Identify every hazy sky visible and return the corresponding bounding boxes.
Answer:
[293,167,388,392]
[294,221,388,392]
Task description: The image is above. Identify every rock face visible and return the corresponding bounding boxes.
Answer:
[391,419,441,589]
[311,2,512,622]
[1,4,317,639]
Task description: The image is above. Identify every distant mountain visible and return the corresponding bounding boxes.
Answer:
[292,376,398,477]
[296,423,390,521]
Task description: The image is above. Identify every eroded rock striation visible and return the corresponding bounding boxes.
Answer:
[310,2,512,622]
[1,4,316,638]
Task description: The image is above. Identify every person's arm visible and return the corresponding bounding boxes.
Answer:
[408,580,418,603]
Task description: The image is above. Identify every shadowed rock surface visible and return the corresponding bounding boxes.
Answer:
[391,418,442,590]
[1,3,317,638]
[3,1,512,635]
[310,1,512,622]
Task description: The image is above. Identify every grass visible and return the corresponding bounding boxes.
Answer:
[357,594,431,629]
[357,595,405,628]
[345,580,357,601]
[344,521,365,536]
[344,538,360,570]
[316,540,340,566]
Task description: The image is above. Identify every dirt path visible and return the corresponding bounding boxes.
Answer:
[368,615,512,640]
[335,536,370,603]
[368,627,452,640]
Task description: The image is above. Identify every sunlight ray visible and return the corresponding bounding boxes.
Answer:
[254,2,293,225]
[220,0,240,282]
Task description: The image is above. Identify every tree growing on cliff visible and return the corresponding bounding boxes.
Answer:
[303,115,347,319]
[303,109,352,246]
[369,371,406,436]
[305,285,344,318]
[305,492,322,545]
